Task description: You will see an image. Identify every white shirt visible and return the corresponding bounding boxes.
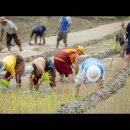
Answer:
[0,20,18,34]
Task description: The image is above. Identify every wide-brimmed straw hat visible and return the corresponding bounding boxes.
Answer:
[0,17,8,23]
[76,45,85,54]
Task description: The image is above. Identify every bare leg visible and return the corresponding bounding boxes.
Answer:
[29,38,32,45]
[120,47,125,57]
[95,79,103,92]
[68,74,73,82]
[56,39,60,49]
[43,37,45,45]
[16,75,22,88]
[75,84,80,98]
[34,85,39,91]
[39,37,42,45]
[63,33,67,47]
[29,76,34,91]
[63,39,67,48]
[60,74,64,82]
[7,46,11,51]
[123,55,130,68]
[35,36,37,44]
[19,45,23,51]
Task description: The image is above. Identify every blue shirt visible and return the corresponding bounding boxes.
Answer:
[81,58,104,75]
[59,17,71,33]
[34,25,46,33]
[75,58,105,85]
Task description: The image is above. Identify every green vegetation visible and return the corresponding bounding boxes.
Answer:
[0,79,9,87]
[0,88,76,113]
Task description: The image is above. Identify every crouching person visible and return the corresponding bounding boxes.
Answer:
[54,46,85,82]
[0,53,25,88]
[26,57,56,92]
[74,58,105,97]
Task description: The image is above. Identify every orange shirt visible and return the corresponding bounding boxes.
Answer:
[55,49,78,64]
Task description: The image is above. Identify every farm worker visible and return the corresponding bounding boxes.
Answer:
[0,17,23,51]
[123,22,130,68]
[74,57,105,97]
[116,21,127,57]
[54,46,85,82]
[26,57,56,91]
[0,53,25,88]
[55,16,72,48]
[29,24,46,45]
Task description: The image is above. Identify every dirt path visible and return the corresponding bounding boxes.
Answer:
[0,20,129,61]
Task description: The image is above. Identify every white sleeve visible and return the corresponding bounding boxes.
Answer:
[75,65,85,85]
[66,16,72,25]
[59,17,62,23]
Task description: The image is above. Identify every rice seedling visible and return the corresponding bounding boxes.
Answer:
[0,79,10,87]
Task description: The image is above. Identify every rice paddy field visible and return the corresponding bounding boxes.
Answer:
[1,37,130,114]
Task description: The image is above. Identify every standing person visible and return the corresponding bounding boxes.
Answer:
[29,24,46,45]
[26,57,56,92]
[0,53,25,88]
[0,17,23,51]
[55,16,72,48]
[116,21,127,57]
[54,46,85,82]
[74,57,105,97]
[123,22,130,68]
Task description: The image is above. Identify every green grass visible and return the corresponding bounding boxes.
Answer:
[0,87,76,113]
[86,76,130,113]
[83,37,120,55]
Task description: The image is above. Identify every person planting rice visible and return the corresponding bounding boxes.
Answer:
[26,57,56,92]
[74,57,105,97]
[116,22,127,57]
[29,24,46,45]
[54,46,85,82]
[0,53,25,88]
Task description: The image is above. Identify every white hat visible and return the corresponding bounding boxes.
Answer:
[0,61,5,72]
[25,65,34,74]
[86,65,101,82]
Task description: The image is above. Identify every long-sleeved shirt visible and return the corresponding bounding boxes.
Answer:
[2,55,16,77]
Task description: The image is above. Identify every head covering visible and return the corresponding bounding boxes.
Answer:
[0,61,5,72]
[76,45,85,54]
[86,65,101,82]
[25,65,34,74]
[0,17,8,23]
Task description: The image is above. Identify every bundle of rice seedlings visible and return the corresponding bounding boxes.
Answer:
[0,79,10,87]
[40,72,50,83]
